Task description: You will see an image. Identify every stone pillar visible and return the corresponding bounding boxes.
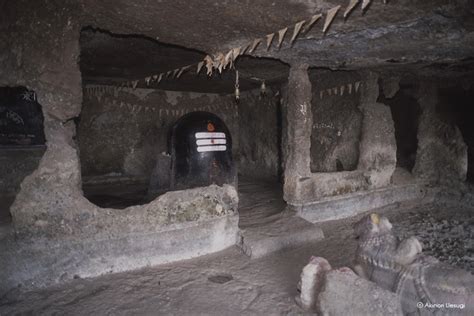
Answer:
[0,0,90,238]
[413,83,467,184]
[283,63,312,203]
[357,72,396,188]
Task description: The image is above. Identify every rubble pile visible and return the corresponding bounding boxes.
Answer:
[393,209,474,272]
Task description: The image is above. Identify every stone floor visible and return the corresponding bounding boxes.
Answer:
[1,201,472,315]
[237,176,285,228]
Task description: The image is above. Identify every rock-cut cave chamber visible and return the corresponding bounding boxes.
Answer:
[1,0,473,314]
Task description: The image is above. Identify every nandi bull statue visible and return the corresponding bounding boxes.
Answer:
[353,213,473,315]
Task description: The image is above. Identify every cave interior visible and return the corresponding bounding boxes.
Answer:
[0,0,473,314]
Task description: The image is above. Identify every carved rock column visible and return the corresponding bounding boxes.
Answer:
[283,63,312,203]
[357,72,396,188]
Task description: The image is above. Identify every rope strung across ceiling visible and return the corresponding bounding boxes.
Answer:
[119,0,386,90]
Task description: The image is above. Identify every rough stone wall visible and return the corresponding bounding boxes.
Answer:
[310,71,363,172]
[12,184,238,242]
[238,89,281,179]
[413,83,467,184]
[79,86,238,180]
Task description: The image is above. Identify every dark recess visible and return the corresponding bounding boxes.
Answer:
[378,83,420,172]
[0,86,46,224]
[438,86,474,183]
[0,87,45,146]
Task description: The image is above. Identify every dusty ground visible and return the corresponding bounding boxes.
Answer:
[237,177,285,228]
[1,200,472,315]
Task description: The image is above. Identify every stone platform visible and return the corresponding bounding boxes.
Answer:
[296,183,429,223]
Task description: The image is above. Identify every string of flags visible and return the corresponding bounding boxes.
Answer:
[83,85,239,117]
[319,81,362,99]
[117,0,386,90]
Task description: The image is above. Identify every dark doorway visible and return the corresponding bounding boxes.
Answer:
[438,86,474,183]
[237,89,287,227]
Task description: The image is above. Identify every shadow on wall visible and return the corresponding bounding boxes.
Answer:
[438,85,474,183]
[0,87,46,224]
[377,82,420,173]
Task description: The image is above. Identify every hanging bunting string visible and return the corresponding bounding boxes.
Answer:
[83,84,239,117]
[118,0,383,90]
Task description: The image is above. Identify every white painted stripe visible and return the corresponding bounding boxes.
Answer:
[197,145,227,152]
[196,139,227,146]
[195,132,225,139]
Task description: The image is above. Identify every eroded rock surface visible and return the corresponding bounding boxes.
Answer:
[413,83,468,184]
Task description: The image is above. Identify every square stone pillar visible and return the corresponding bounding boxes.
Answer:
[283,63,312,203]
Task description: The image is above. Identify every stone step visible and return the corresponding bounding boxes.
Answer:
[297,183,429,223]
[237,212,324,258]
